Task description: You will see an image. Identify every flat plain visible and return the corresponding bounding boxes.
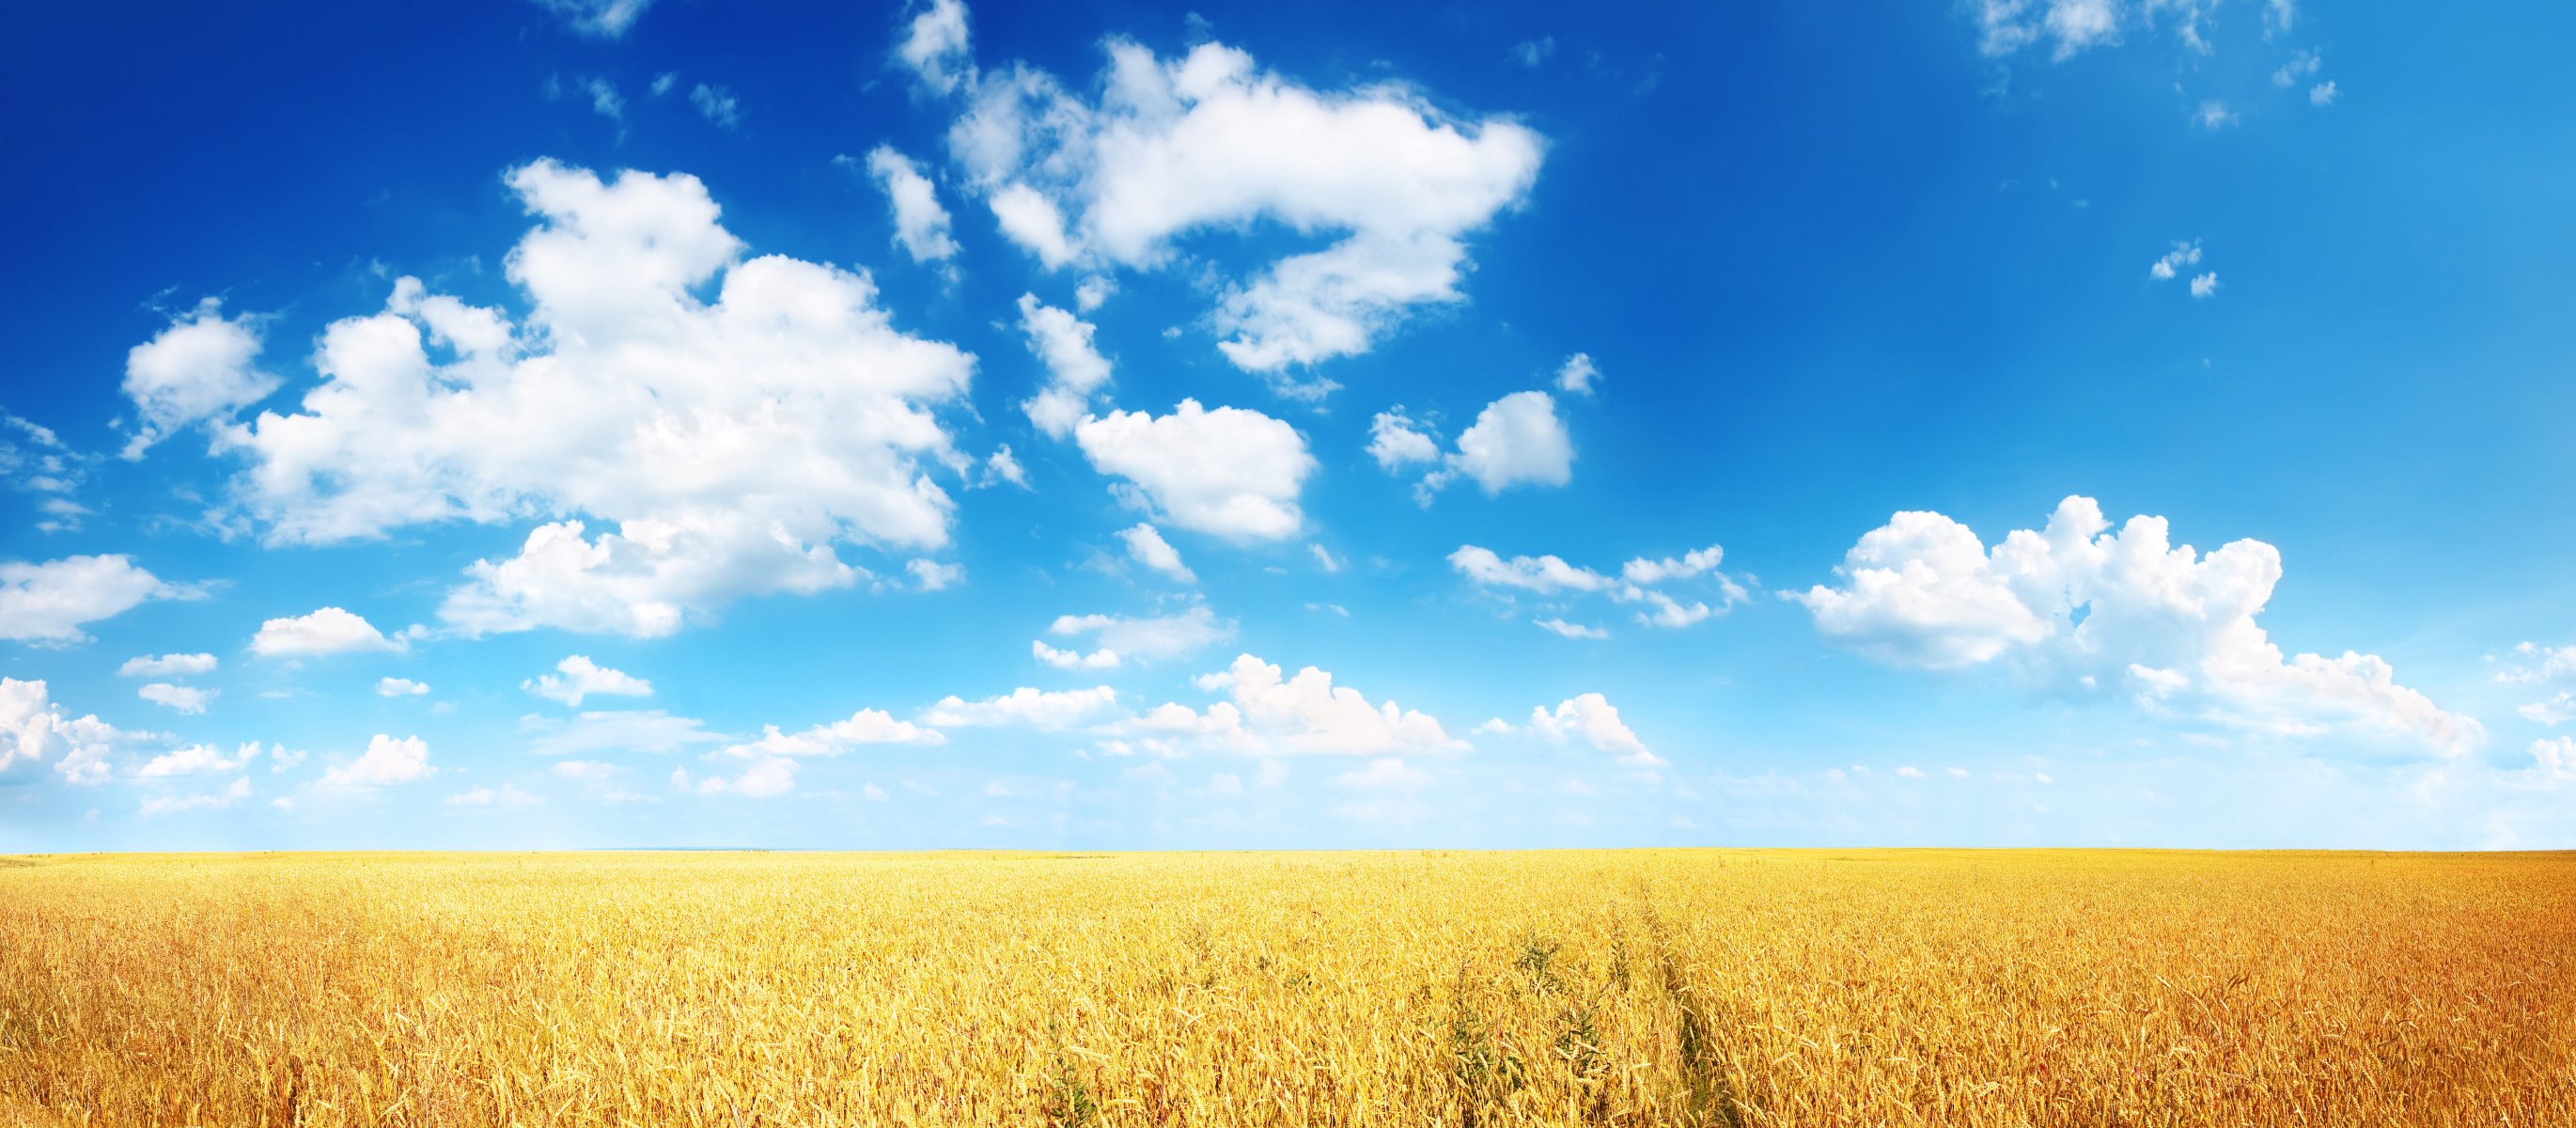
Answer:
[2,850,2570,1126]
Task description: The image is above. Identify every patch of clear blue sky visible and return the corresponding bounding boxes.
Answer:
[1,0,2571,849]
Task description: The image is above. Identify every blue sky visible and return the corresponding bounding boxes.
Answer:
[4,0,2572,851]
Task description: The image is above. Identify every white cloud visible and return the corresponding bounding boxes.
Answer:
[448,784,539,807]
[530,0,655,38]
[1017,294,1113,437]
[1451,540,1745,632]
[0,679,135,784]
[585,78,624,122]
[1116,523,1194,583]
[1553,353,1600,396]
[929,33,1543,380]
[2148,240,2202,281]
[1308,544,1341,573]
[553,759,615,783]
[1191,653,1463,757]
[318,734,435,790]
[250,607,400,658]
[2500,643,2576,725]
[119,652,216,678]
[690,84,742,130]
[922,685,1119,729]
[1033,640,1120,670]
[2309,81,2337,106]
[376,677,430,697]
[1074,275,1116,312]
[983,446,1029,488]
[1048,605,1232,662]
[182,162,974,637]
[894,0,976,96]
[120,298,278,458]
[865,146,960,265]
[1525,693,1663,767]
[651,72,678,97]
[523,655,654,707]
[679,756,798,798]
[989,184,1078,269]
[1791,495,2481,755]
[1366,409,1443,471]
[137,683,216,714]
[1449,546,1610,594]
[521,710,724,757]
[2189,272,2220,299]
[2,411,93,531]
[1074,400,1314,540]
[1448,391,1573,495]
[1621,544,1726,586]
[134,741,261,777]
[1973,0,2241,62]
[2532,737,2575,784]
[2194,101,2237,130]
[1510,37,1556,68]
[140,776,252,818]
[1,555,194,644]
[1377,392,1575,502]
[720,708,945,758]
[908,558,965,591]
[2272,49,2320,87]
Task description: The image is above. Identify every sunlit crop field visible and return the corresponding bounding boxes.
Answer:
[2,851,2571,1127]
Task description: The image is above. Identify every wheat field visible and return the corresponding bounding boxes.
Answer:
[1,850,2570,1127]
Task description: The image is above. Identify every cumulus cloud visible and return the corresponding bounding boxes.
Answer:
[1047,605,1232,663]
[522,710,725,758]
[1450,541,1747,632]
[1185,653,1464,758]
[250,607,401,658]
[176,161,976,637]
[2532,737,2575,785]
[1116,523,1194,583]
[1074,400,1314,540]
[317,734,435,790]
[1034,640,1120,669]
[137,683,216,714]
[720,708,945,758]
[523,651,654,705]
[1522,693,1663,767]
[894,0,976,97]
[376,677,430,697]
[922,685,1119,729]
[119,298,279,458]
[920,23,1544,382]
[119,652,216,678]
[2190,272,2221,298]
[1553,352,1600,396]
[1,555,195,644]
[1017,294,1113,437]
[1375,392,1574,502]
[135,742,261,777]
[865,146,960,265]
[1791,495,2481,754]
[1366,409,1443,471]
[0,679,137,784]
[2148,240,2202,281]
[907,558,965,591]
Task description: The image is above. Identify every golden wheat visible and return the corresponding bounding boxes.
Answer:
[1,850,2569,1126]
